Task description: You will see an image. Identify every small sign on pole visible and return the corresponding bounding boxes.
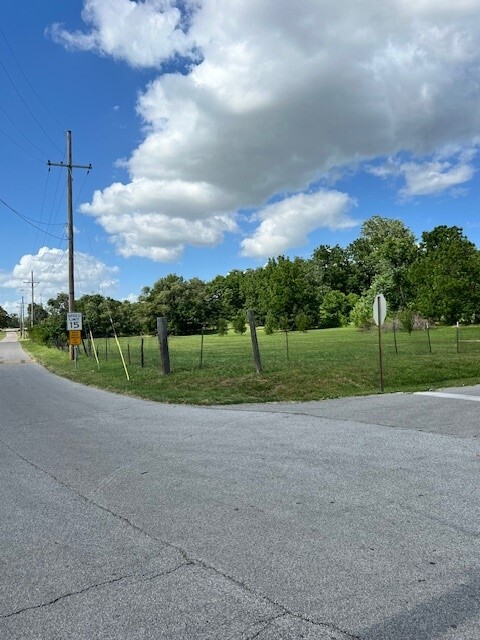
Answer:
[373,294,387,392]
[69,330,82,346]
[373,294,387,327]
[66,312,83,331]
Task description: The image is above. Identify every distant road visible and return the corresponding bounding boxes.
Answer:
[0,333,479,639]
[0,329,32,364]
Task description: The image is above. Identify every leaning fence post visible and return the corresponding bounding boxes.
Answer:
[157,317,171,375]
[247,309,262,374]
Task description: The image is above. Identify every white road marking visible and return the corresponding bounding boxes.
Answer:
[415,391,480,402]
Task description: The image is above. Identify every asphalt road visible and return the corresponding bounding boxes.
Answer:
[0,330,479,639]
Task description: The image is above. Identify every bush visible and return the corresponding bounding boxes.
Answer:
[232,313,247,334]
[350,291,376,329]
[217,318,229,335]
[278,315,291,332]
[295,312,310,332]
[264,312,278,335]
[398,307,415,334]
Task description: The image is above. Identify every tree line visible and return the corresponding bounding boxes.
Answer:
[3,216,480,343]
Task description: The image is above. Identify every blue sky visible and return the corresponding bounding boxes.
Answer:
[1,0,480,316]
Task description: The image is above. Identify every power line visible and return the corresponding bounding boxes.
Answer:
[0,196,65,239]
[0,102,49,160]
[0,26,65,132]
[0,57,63,155]
[0,123,44,162]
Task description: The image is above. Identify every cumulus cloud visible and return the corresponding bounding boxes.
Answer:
[48,0,193,67]
[400,161,475,197]
[0,247,119,302]
[367,154,476,197]
[241,190,357,258]
[53,0,480,261]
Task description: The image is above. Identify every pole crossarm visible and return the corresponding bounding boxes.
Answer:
[47,161,93,170]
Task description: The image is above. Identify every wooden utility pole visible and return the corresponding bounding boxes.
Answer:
[48,131,92,358]
[23,271,38,327]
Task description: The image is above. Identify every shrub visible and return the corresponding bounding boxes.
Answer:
[264,312,278,335]
[398,307,415,334]
[217,318,229,336]
[295,312,310,332]
[232,313,247,334]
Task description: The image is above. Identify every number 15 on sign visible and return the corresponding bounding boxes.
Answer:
[66,313,83,331]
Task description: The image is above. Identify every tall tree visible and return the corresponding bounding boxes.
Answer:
[0,305,11,328]
[141,274,212,335]
[410,225,480,324]
[348,216,418,310]
[259,256,318,327]
[208,270,246,321]
[310,244,352,295]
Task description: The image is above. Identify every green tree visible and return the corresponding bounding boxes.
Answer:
[232,313,247,334]
[410,226,480,324]
[140,275,213,335]
[76,294,112,336]
[46,292,69,315]
[208,270,246,320]
[350,289,377,328]
[318,290,357,328]
[348,216,418,309]
[259,256,317,327]
[310,244,353,295]
[0,305,10,328]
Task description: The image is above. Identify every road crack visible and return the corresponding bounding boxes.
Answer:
[0,562,191,620]
[2,439,359,639]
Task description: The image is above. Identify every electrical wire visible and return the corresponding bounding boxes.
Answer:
[0,26,65,132]
[0,196,65,239]
[0,103,49,160]
[0,57,64,155]
[0,123,44,162]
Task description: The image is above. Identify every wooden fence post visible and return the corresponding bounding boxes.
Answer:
[157,317,171,375]
[247,309,262,374]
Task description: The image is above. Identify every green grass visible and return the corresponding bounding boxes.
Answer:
[21,324,480,405]
[0,331,5,340]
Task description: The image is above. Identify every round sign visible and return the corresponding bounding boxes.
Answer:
[373,294,387,326]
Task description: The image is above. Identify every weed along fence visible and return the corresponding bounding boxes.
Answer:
[60,317,480,403]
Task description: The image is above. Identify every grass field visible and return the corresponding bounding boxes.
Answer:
[21,323,480,405]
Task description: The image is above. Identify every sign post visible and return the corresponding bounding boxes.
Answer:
[373,294,387,392]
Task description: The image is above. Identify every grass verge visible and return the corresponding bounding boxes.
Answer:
[21,324,480,405]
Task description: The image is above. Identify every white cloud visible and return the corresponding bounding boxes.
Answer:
[99,211,237,261]
[400,161,475,197]
[367,155,476,197]
[0,247,119,303]
[48,0,192,68]
[53,0,480,261]
[241,190,357,258]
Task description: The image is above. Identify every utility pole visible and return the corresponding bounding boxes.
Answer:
[48,131,92,358]
[18,295,24,338]
[23,271,38,327]
[19,289,27,338]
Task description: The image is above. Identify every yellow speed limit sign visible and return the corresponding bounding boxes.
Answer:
[69,330,82,346]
